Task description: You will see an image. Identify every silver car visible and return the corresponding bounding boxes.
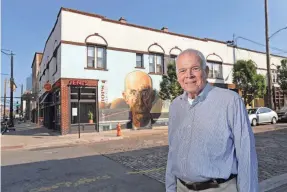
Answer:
[247,107,278,126]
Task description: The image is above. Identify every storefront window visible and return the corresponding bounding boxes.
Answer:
[70,86,97,124]
[71,102,96,124]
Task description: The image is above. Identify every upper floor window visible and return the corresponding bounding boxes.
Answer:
[271,69,278,83]
[149,53,164,74]
[87,46,107,69]
[53,49,58,76]
[206,60,223,79]
[136,53,144,68]
[170,55,177,64]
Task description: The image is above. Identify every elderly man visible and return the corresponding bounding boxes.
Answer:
[165,49,258,192]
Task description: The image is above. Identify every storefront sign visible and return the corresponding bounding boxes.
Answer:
[101,80,108,104]
[43,83,52,92]
[68,80,88,86]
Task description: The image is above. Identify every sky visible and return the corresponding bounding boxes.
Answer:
[1,0,287,101]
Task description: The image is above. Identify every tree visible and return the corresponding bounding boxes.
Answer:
[277,59,287,92]
[232,59,266,106]
[159,62,183,101]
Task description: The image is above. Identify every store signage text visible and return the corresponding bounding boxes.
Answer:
[68,80,88,86]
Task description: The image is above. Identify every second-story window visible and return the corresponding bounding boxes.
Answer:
[170,55,177,64]
[87,46,95,68]
[87,46,107,69]
[53,49,58,76]
[136,53,143,68]
[206,60,223,79]
[149,53,164,74]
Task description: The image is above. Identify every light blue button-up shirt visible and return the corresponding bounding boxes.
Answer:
[165,83,258,192]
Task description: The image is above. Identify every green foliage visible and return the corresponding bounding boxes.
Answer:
[159,62,183,101]
[88,110,93,120]
[277,59,287,92]
[232,59,266,105]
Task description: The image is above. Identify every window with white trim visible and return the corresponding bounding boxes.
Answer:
[87,46,107,69]
[136,53,143,68]
[149,53,164,73]
[206,60,223,79]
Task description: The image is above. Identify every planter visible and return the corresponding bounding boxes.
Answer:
[89,119,93,124]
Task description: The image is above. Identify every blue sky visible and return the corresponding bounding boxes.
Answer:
[1,0,287,100]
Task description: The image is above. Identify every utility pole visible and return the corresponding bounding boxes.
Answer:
[4,78,7,118]
[265,0,273,109]
[9,52,15,127]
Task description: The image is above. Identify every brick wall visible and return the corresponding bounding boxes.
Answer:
[60,78,98,135]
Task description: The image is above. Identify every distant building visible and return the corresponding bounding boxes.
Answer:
[26,74,32,92]
[30,52,43,123]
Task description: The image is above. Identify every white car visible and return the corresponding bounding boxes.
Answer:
[247,107,278,126]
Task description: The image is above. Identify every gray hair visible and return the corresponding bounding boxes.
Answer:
[175,48,207,73]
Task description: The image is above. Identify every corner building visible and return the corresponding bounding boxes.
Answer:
[37,7,287,135]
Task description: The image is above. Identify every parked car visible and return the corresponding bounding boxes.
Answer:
[276,106,287,122]
[247,107,278,126]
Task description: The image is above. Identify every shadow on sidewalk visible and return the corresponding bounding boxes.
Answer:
[1,149,166,192]
[5,124,60,137]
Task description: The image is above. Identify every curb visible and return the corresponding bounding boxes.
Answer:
[1,145,24,150]
[259,173,287,192]
[1,128,168,152]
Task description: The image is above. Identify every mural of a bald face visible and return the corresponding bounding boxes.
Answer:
[122,71,155,128]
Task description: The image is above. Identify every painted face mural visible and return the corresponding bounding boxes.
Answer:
[122,71,155,128]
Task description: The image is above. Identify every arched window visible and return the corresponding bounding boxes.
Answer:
[85,33,108,69]
[148,43,165,74]
[169,46,182,63]
[206,53,223,79]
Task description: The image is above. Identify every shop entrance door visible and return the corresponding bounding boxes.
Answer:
[48,106,55,130]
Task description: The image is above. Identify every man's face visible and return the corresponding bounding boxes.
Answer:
[176,52,208,96]
[123,71,154,114]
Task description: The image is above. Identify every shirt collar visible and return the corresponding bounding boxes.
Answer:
[180,83,213,102]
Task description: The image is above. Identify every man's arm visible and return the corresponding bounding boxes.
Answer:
[230,98,259,192]
[165,105,176,192]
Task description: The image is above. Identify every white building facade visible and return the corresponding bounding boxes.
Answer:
[37,7,286,134]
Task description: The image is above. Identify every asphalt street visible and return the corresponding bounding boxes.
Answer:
[1,145,165,192]
[2,123,287,192]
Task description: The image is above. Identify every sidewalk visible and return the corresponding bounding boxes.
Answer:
[1,122,168,151]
